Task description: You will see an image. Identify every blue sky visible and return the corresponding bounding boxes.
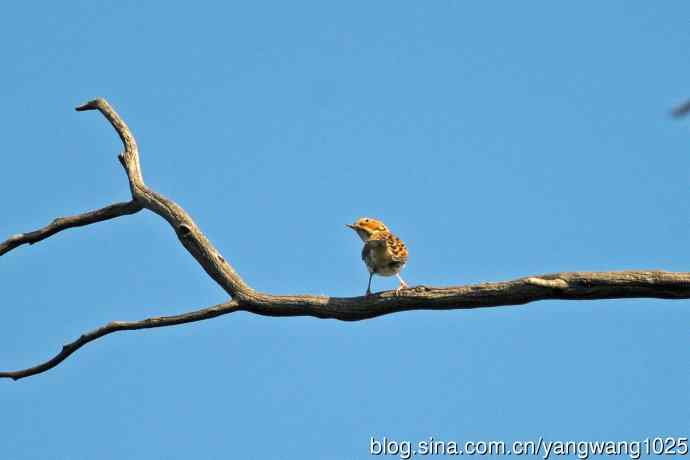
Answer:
[1,1,688,459]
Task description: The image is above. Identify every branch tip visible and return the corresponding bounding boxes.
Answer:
[75,98,107,112]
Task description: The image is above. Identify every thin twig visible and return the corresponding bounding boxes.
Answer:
[0,201,142,256]
[0,301,240,380]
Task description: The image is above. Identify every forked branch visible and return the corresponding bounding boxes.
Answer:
[2,99,689,381]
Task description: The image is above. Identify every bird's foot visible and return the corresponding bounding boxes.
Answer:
[395,281,409,295]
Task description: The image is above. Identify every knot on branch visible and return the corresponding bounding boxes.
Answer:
[7,234,23,243]
[525,277,569,290]
[178,224,193,238]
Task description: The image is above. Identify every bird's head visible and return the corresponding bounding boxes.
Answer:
[346,217,389,241]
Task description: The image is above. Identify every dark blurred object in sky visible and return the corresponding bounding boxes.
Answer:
[671,99,690,118]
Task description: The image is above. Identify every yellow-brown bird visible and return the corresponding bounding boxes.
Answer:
[347,217,409,296]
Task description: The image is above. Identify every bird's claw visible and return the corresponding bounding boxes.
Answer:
[395,282,409,295]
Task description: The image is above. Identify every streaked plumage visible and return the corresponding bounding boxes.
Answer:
[346,217,409,295]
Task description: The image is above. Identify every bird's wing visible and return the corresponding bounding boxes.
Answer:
[386,233,408,263]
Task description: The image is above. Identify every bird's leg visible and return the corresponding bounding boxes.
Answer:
[395,273,409,294]
[366,273,373,296]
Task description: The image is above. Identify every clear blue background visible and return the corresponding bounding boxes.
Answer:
[1,2,688,459]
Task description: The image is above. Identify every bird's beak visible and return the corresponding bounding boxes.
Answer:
[346,223,356,230]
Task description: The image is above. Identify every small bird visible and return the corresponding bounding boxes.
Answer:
[346,217,409,296]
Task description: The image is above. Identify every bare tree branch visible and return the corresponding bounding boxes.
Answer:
[0,300,240,381]
[240,270,690,320]
[2,98,688,380]
[0,201,142,256]
[2,270,688,381]
[73,98,254,301]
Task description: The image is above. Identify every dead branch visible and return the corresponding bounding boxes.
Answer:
[2,98,688,381]
[0,201,141,256]
[0,301,239,380]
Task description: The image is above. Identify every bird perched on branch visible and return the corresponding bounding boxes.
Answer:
[347,217,409,296]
